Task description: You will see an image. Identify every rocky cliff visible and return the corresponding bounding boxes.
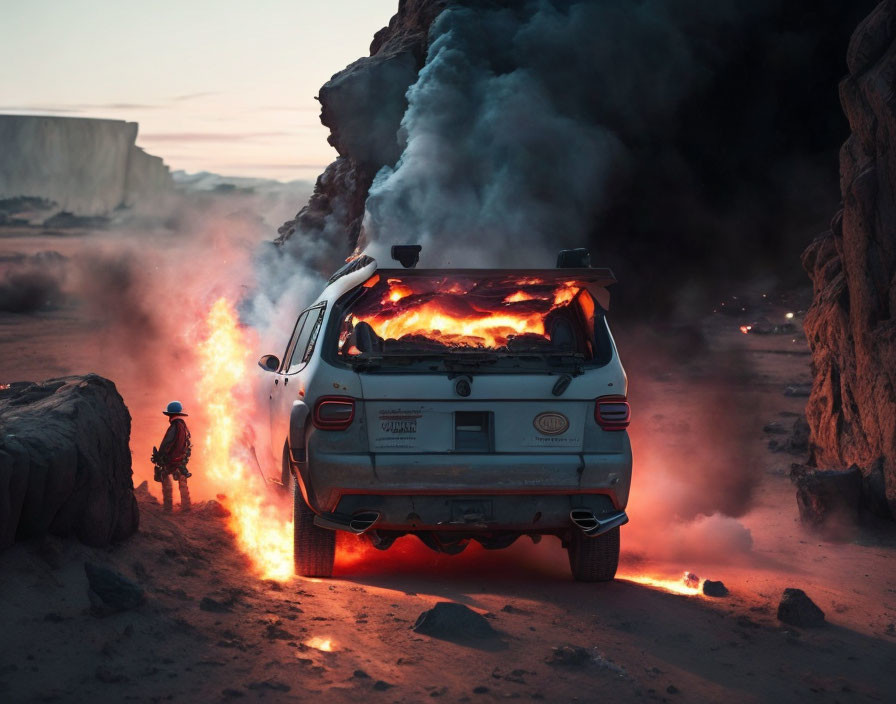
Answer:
[803,0,896,519]
[0,374,139,548]
[276,0,447,248]
[0,115,173,220]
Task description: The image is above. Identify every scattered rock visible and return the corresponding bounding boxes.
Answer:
[373,680,394,691]
[352,669,370,679]
[473,685,490,694]
[667,685,680,694]
[702,580,729,597]
[763,421,789,435]
[500,604,528,615]
[546,645,591,667]
[200,597,231,613]
[777,588,825,628]
[783,384,812,397]
[133,481,158,504]
[264,623,294,640]
[221,689,245,699]
[198,499,230,518]
[84,562,144,615]
[247,680,290,692]
[794,466,862,533]
[413,602,498,643]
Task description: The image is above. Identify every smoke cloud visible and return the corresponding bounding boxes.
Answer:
[0,251,67,313]
[351,0,873,310]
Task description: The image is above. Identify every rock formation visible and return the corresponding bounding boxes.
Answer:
[276,0,446,248]
[0,115,173,221]
[802,0,896,519]
[0,374,139,548]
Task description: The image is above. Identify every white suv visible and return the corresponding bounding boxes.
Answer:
[259,247,632,581]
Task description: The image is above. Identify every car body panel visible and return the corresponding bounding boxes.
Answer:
[261,256,633,538]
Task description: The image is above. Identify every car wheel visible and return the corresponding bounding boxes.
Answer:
[567,527,619,582]
[293,477,336,578]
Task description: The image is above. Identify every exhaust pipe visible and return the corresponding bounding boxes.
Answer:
[570,509,628,537]
[349,511,381,533]
[314,510,381,534]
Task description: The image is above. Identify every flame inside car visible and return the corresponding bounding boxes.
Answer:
[339,275,591,354]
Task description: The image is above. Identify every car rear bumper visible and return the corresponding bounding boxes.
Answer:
[297,443,632,531]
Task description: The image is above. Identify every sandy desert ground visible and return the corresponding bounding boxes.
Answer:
[1,227,895,703]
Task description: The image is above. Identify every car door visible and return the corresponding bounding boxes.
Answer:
[270,305,325,456]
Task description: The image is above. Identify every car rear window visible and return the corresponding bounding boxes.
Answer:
[331,272,613,370]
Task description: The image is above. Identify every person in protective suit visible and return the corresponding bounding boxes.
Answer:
[152,401,192,513]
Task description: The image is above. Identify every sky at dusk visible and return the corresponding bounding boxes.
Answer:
[0,0,397,181]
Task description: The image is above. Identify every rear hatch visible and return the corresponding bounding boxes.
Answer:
[359,374,604,454]
[328,268,619,455]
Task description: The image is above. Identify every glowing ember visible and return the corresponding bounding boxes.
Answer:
[618,571,704,596]
[305,636,334,652]
[785,312,794,319]
[739,325,752,334]
[196,298,293,580]
[504,290,539,303]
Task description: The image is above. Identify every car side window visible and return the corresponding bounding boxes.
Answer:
[283,311,309,372]
[288,306,324,373]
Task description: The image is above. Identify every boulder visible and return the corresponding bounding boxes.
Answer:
[794,466,863,532]
[777,588,825,628]
[802,0,896,520]
[0,374,138,548]
[412,602,497,642]
[702,580,729,597]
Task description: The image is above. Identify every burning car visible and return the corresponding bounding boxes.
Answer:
[258,247,632,581]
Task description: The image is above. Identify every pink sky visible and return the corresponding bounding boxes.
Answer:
[0,0,398,181]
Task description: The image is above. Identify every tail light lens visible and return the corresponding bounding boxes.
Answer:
[313,396,355,430]
[596,396,630,430]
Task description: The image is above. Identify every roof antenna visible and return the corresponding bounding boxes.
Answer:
[391,245,422,269]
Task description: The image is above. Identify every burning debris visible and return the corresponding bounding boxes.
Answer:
[338,272,604,354]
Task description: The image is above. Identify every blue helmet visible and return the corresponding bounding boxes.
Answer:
[163,400,188,416]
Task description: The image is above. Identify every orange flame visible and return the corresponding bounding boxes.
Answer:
[618,571,704,596]
[305,636,335,652]
[351,279,581,350]
[196,298,293,580]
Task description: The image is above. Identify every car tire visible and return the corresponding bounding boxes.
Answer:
[293,477,336,578]
[567,527,619,582]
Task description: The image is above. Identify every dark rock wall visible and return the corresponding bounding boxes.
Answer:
[276,0,448,248]
[0,375,139,548]
[803,0,896,518]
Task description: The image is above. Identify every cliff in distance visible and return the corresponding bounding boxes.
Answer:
[0,115,173,220]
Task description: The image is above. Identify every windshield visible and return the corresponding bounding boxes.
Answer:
[332,272,612,371]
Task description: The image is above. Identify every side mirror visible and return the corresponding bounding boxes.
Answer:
[258,354,280,372]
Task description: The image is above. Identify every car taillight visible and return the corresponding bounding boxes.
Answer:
[595,396,630,430]
[313,396,355,430]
